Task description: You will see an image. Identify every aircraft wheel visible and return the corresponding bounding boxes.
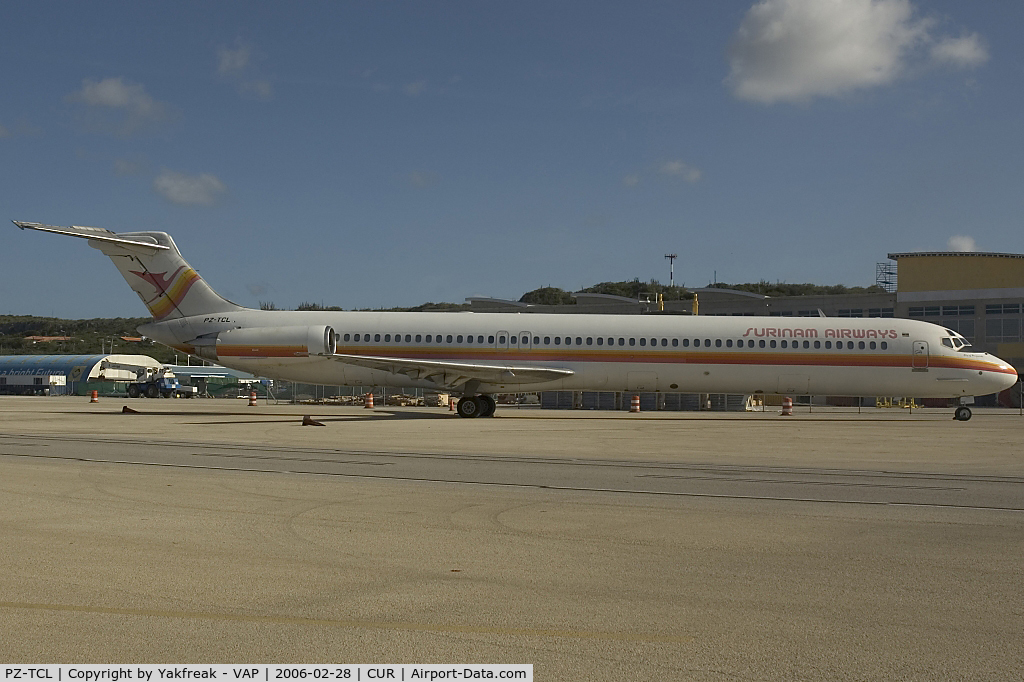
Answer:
[954,406,972,421]
[127,385,141,399]
[479,395,496,417]
[456,396,480,418]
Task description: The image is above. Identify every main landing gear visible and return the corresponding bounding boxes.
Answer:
[456,395,496,418]
[954,406,972,421]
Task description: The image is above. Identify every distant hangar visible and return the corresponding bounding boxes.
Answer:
[0,354,162,395]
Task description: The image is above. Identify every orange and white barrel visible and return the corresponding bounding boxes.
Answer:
[449,397,455,411]
[364,392,374,409]
[781,396,793,416]
[248,391,258,406]
[630,394,641,413]
[90,390,99,403]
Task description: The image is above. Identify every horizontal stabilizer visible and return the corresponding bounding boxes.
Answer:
[327,352,574,388]
[12,221,169,251]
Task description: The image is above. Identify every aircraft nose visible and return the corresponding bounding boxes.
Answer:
[985,354,1018,393]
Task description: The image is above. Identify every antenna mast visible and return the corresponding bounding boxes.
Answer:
[665,253,678,288]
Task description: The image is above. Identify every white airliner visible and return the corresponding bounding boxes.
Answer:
[14,221,1018,419]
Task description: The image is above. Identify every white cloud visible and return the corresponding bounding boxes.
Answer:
[931,33,989,69]
[218,43,250,75]
[660,160,702,183]
[0,122,8,138]
[409,171,439,188]
[727,0,986,104]
[153,170,227,206]
[113,158,145,176]
[622,174,641,187]
[947,235,977,252]
[67,77,169,133]
[239,79,273,100]
[217,41,272,100]
[403,80,428,96]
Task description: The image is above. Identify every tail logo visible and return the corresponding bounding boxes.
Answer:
[129,266,202,319]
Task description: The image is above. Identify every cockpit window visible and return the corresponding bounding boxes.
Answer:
[941,338,954,349]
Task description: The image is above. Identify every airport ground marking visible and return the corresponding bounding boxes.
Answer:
[2,451,1023,512]
[0,600,692,644]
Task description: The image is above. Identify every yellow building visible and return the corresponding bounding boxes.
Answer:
[889,251,1024,371]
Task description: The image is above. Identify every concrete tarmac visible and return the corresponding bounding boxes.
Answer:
[1,397,1022,680]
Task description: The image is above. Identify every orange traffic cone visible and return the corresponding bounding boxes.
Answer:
[90,390,99,403]
[781,396,793,416]
[248,391,258,406]
[364,392,374,409]
[630,394,640,413]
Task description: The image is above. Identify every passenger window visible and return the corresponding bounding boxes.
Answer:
[343,333,350,341]
[825,341,832,349]
[629,338,636,346]
[858,341,865,349]
[814,340,820,349]
[704,339,711,347]
[374,334,381,342]
[769,340,776,348]
[881,341,888,349]
[683,339,690,347]
[354,333,361,342]
[415,334,421,342]
[693,338,700,346]
[640,338,647,347]
[497,335,504,344]
[609,338,615,345]
[586,337,593,345]
[715,339,722,347]
[870,341,876,350]
[467,335,474,344]
[544,336,551,344]
[534,336,540,345]
[489,335,495,344]
[554,337,561,345]
[564,337,571,345]
[803,341,809,349]
[425,334,432,342]
[446,335,453,343]
[576,337,583,345]
[672,339,678,347]
[597,337,604,345]
[384,334,391,342]
[650,338,657,346]
[726,339,733,348]
[618,338,625,346]
[759,340,766,348]
[404,334,410,342]
[780,340,787,348]
[661,338,667,346]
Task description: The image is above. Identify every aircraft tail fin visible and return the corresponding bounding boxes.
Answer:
[13,221,246,321]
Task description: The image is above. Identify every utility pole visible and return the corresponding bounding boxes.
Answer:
[664,254,678,288]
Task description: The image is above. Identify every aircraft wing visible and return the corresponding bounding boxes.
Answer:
[13,221,169,251]
[326,353,574,388]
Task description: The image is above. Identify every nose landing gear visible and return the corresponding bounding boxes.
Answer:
[954,406,972,421]
[456,394,497,418]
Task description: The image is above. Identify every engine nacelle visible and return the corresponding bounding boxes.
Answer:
[198,325,336,362]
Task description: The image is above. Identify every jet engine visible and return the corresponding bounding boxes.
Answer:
[194,325,336,361]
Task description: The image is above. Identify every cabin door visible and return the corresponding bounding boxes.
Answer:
[912,341,929,370]
[495,330,510,350]
[516,332,533,351]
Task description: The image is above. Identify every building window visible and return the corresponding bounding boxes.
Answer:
[986,318,1021,342]
[986,303,1021,315]
[943,319,975,340]
[838,309,863,317]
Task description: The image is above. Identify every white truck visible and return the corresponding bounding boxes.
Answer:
[98,360,197,398]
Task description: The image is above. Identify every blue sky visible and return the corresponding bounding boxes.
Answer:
[2,0,1021,318]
